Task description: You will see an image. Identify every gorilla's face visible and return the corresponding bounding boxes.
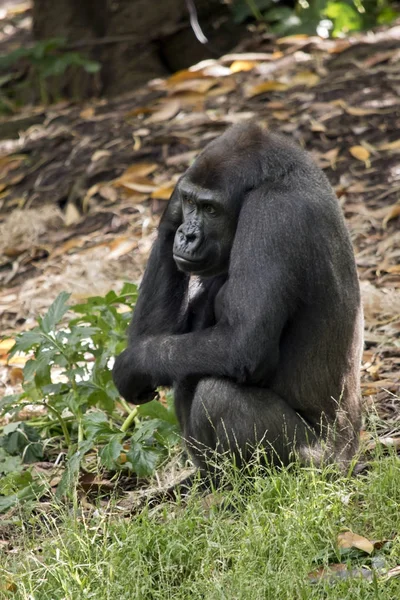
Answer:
[173,180,238,277]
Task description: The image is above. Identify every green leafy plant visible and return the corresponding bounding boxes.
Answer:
[0,37,100,108]
[0,287,179,509]
[231,0,398,36]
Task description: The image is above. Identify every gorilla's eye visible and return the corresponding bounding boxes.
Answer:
[186,197,195,206]
[204,203,216,215]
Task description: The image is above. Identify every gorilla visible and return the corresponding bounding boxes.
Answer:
[113,122,363,475]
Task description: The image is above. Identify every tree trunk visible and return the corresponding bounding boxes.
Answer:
[32,0,243,96]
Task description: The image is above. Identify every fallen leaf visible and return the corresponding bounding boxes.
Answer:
[64,202,81,226]
[125,106,153,118]
[98,185,118,203]
[171,78,216,94]
[91,150,111,162]
[382,203,400,228]
[289,71,320,87]
[230,60,257,73]
[146,99,181,124]
[165,69,206,87]
[0,339,15,357]
[9,366,23,385]
[379,139,400,151]
[117,176,156,194]
[272,111,291,121]
[80,107,95,119]
[151,183,175,200]
[385,565,400,580]
[0,155,25,178]
[246,81,288,98]
[349,146,370,164]
[337,531,374,554]
[169,91,205,109]
[118,163,157,181]
[107,237,138,260]
[207,78,236,97]
[277,33,310,44]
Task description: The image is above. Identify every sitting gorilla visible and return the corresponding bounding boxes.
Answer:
[113,122,363,473]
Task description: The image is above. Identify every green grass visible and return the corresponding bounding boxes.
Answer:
[2,453,400,600]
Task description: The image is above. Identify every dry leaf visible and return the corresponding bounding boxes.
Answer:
[151,183,175,200]
[118,163,157,181]
[171,78,216,94]
[80,107,95,119]
[146,99,181,124]
[385,565,400,580]
[337,531,374,554]
[117,176,156,194]
[99,185,118,203]
[107,237,138,260]
[165,69,206,87]
[64,202,81,226]
[382,203,400,228]
[289,71,320,87]
[349,146,370,164]
[207,78,236,97]
[379,139,400,151]
[272,111,291,121]
[0,338,15,357]
[246,81,288,98]
[230,60,257,73]
[277,33,310,44]
[91,150,111,162]
[169,91,205,110]
[9,366,24,385]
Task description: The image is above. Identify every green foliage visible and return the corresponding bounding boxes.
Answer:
[231,0,398,36]
[0,287,179,511]
[0,37,100,110]
[3,454,400,598]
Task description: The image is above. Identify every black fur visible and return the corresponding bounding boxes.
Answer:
[113,122,363,471]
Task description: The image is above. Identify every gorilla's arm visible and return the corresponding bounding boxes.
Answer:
[128,190,189,339]
[113,192,190,401]
[114,187,302,397]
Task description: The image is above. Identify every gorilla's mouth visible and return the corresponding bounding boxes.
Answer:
[173,254,209,273]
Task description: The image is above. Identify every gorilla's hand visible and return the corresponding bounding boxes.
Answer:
[112,349,156,405]
[160,188,182,231]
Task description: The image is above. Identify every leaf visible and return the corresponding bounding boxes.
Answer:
[0,338,15,357]
[146,99,181,124]
[289,71,320,88]
[126,441,160,477]
[64,202,81,226]
[337,531,374,554]
[0,480,46,514]
[171,78,216,94]
[107,237,138,260]
[117,176,156,194]
[382,203,400,228]
[151,182,175,200]
[99,435,124,469]
[40,292,71,334]
[80,107,95,119]
[230,60,257,73]
[137,399,178,425]
[56,441,93,499]
[386,565,400,580]
[9,330,42,355]
[349,146,370,164]
[379,139,400,151]
[246,81,288,98]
